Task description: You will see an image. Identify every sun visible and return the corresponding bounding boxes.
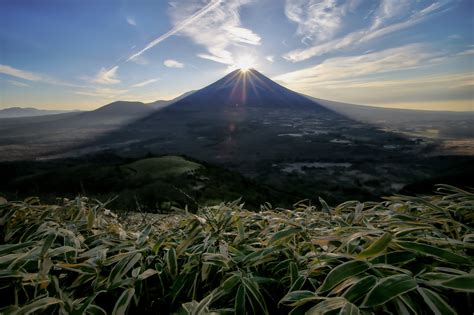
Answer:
[233,55,256,72]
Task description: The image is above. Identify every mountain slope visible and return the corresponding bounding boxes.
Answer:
[148,91,195,109]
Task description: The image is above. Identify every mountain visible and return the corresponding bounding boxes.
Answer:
[76,69,436,202]
[148,91,196,109]
[0,107,71,118]
[0,68,471,203]
[169,69,330,110]
[71,101,154,125]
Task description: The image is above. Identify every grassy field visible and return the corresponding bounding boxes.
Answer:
[0,185,472,314]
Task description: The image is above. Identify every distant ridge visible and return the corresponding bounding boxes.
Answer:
[148,91,196,109]
[0,107,71,118]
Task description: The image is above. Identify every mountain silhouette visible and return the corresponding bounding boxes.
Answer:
[167,69,330,111]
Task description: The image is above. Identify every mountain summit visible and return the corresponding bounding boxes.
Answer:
[169,68,329,111]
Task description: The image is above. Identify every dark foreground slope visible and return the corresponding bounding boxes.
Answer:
[0,185,472,314]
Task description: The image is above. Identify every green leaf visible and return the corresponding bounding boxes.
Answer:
[137,269,158,281]
[396,241,470,265]
[137,224,152,246]
[194,293,213,315]
[242,277,267,314]
[72,290,106,315]
[279,290,319,307]
[439,274,474,292]
[319,260,370,292]
[235,285,246,315]
[0,241,36,256]
[307,297,348,315]
[270,227,303,243]
[339,302,360,315]
[417,287,456,315]
[356,233,392,259]
[112,288,135,315]
[40,234,57,257]
[363,274,418,307]
[343,275,377,303]
[12,297,62,315]
[166,248,178,277]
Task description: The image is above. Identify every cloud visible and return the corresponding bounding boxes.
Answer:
[275,44,444,91]
[266,55,275,63]
[93,66,120,84]
[285,0,357,44]
[457,48,474,56]
[164,59,185,68]
[74,87,128,98]
[274,44,472,108]
[0,64,43,81]
[284,0,451,62]
[7,80,29,87]
[128,0,223,61]
[126,17,136,26]
[168,0,261,65]
[131,78,160,88]
[0,64,82,87]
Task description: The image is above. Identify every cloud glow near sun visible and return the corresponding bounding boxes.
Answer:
[233,55,256,71]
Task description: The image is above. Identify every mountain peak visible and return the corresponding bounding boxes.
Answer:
[168,68,329,111]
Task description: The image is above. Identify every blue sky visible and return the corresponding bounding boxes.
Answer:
[0,0,473,111]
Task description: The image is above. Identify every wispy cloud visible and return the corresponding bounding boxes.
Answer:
[164,59,184,68]
[266,55,275,63]
[275,44,444,91]
[128,0,223,61]
[93,66,120,85]
[131,78,160,88]
[168,0,261,65]
[285,0,359,45]
[274,44,472,108]
[0,64,81,87]
[126,17,136,26]
[0,64,43,81]
[7,80,30,87]
[74,87,128,98]
[284,0,451,62]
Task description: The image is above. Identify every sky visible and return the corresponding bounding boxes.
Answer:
[0,0,473,111]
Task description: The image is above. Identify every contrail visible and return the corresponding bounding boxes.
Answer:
[127,0,222,61]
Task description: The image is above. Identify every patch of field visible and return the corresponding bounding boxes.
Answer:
[122,156,202,179]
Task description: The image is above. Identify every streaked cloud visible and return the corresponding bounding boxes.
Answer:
[168,0,261,65]
[0,64,81,87]
[266,55,275,63]
[276,44,441,88]
[284,0,451,62]
[7,80,30,87]
[128,0,223,61]
[126,17,136,26]
[0,64,43,81]
[93,66,120,85]
[285,0,359,45]
[164,59,185,68]
[131,78,160,88]
[74,87,128,98]
[275,44,472,110]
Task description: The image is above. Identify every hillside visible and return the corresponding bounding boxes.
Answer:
[0,185,472,314]
[0,155,298,211]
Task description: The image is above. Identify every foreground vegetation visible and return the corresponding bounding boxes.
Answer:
[0,185,473,314]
